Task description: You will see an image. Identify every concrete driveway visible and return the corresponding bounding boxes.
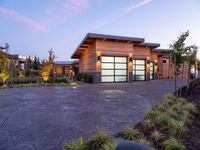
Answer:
[0,79,175,150]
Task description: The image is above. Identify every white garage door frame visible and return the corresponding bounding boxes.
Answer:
[101,56,128,83]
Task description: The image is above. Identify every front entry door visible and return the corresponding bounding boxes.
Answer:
[101,56,127,83]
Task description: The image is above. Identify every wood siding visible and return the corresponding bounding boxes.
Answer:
[79,42,96,73]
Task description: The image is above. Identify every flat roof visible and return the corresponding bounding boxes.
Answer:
[54,61,73,65]
[71,33,145,59]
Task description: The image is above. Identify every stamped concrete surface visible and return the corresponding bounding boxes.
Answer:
[0,79,174,150]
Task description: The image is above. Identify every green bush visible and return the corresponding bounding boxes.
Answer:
[146,109,161,121]
[137,137,152,147]
[76,73,93,83]
[168,120,187,136]
[162,138,185,150]
[183,102,197,113]
[87,131,112,150]
[142,119,153,130]
[63,141,86,150]
[150,130,162,142]
[122,128,141,140]
[154,113,173,128]
[101,141,115,150]
[190,78,200,89]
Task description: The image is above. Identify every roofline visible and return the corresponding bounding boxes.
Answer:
[71,33,145,59]
[139,42,160,48]
[153,48,170,52]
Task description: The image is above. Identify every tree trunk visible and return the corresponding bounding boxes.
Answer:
[180,63,185,96]
[174,55,178,96]
[187,63,191,89]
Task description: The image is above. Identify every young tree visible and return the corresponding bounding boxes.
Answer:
[0,52,9,85]
[197,59,200,77]
[8,60,16,85]
[25,56,33,76]
[40,61,51,83]
[185,45,198,88]
[18,69,25,80]
[169,31,189,96]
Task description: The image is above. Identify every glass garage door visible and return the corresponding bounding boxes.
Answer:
[133,59,146,81]
[150,62,154,80]
[101,56,127,82]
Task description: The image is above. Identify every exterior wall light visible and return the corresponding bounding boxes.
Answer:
[97,55,101,62]
[147,60,150,65]
[155,62,158,66]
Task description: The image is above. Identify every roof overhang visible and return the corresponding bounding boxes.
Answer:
[71,33,145,59]
[138,42,160,48]
[153,48,170,53]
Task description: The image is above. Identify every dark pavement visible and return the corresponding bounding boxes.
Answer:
[0,79,175,150]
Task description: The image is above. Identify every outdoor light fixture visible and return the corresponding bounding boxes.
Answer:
[155,62,158,66]
[129,57,133,62]
[97,55,101,62]
[147,60,150,64]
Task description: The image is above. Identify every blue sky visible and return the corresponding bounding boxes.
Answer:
[0,0,200,60]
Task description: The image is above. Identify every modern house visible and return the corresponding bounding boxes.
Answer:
[53,61,79,77]
[71,33,175,83]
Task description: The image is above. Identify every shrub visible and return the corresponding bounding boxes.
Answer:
[146,109,161,121]
[137,137,152,147]
[101,141,115,150]
[164,94,176,101]
[154,113,173,128]
[69,82,78,87]
[151,130,162,142]
[55,77,68,83]
[122,128,141,140]
[183,102,197,113]
[162,138,185,150]
[190,78,200,89]
[142,119,154,130]
[76,73,93,83]
[168,120,187,136]
[87,131,112,150]
[63,141,86,150]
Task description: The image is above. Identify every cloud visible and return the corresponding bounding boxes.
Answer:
[42,0,89,25]
[0,6,47,31]
[89,0,153,30]
[124,0,153,13]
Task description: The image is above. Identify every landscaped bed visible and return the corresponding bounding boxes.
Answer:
[0,82,78,89]
[63,85,200,150]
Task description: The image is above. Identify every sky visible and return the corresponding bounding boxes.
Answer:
[0,0,200,60]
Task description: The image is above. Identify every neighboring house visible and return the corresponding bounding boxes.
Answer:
[71,33,188,83]
[53,61,79,77]
[0,46,27,70]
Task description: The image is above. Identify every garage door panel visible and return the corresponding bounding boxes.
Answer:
[102,56,114,62]
[102,70,114,75]
[115,64,127,69]
[115,57,127,63]
[102,63,114,69]
[134,76,145,81]
[102,76,114,82]
[115,76,127,82]
[135,65,145,70]
[115,70,127,75]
